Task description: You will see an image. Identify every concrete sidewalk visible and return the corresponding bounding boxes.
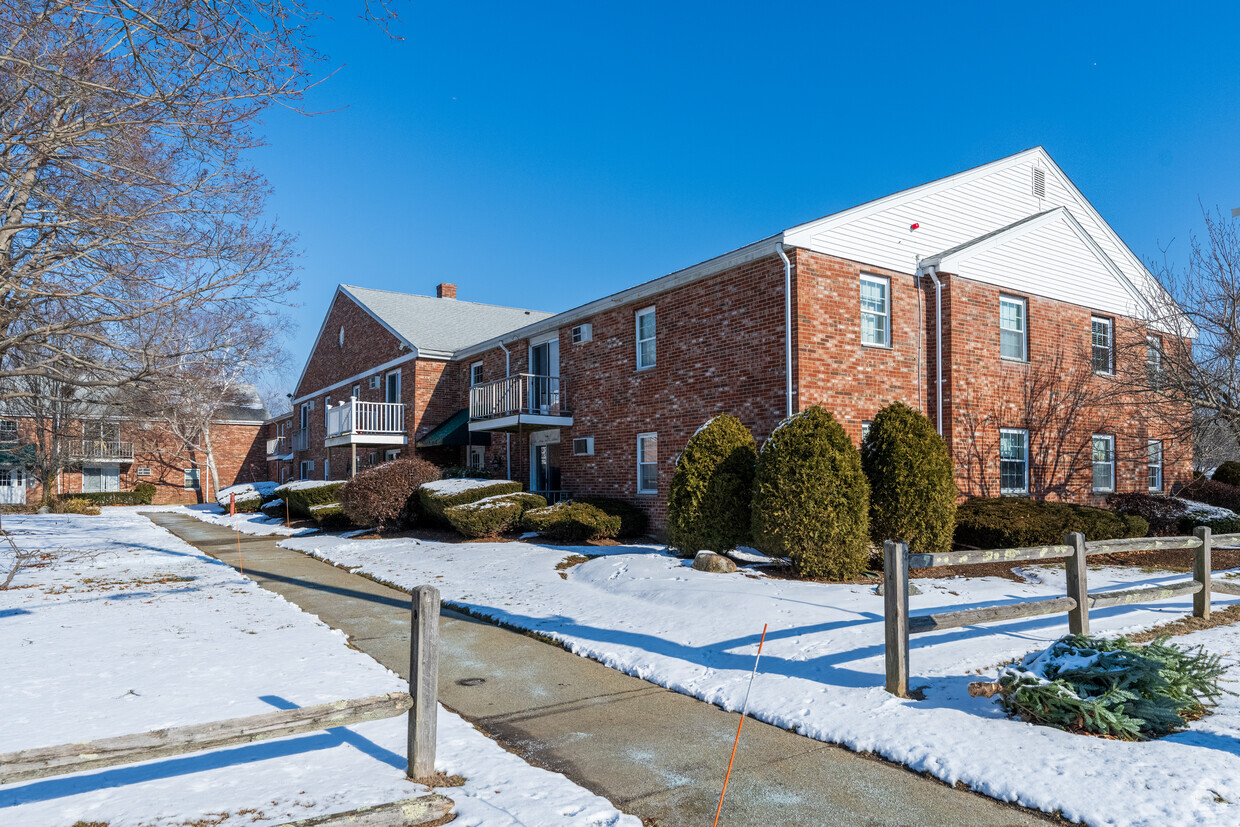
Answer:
[146,512,1052,827]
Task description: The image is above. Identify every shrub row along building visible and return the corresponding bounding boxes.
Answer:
[263,147,1191,532]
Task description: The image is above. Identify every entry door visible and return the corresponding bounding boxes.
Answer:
[0,467,24,505]
[529,339,560,413]
[530,443,560,494]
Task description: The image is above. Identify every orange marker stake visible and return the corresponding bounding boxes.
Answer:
[713,623,768,827]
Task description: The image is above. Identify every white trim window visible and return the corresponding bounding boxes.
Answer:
[0,419,17,442]
[999,295,1027,361]
[860,274,890,347]
[324,459,330,480]
[470,361,484,386]
[1148,439,1163,492]
[1092,434,1115,492]
[861,421,873,442]
[183,468,200,491]
[637,432,658,494]
[1091,316,1113,374]
[636,307,656,369]
[385,369,401,404]
[385,448,401,462]
[999,428,1029,494]
[1147,335,1162,386]
[299,460,314,480]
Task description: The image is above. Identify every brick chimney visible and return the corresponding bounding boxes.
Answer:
[436,283,457,299]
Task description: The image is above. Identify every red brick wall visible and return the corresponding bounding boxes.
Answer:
[294,291,405,399]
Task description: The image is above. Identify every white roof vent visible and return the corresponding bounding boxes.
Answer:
[1032,167,1046,200]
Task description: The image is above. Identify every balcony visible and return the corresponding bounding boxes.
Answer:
[68,440,135,462]
[291,428,310,452]
[469,374,573,432]
[266,435,292,460]
[325,398,408,448]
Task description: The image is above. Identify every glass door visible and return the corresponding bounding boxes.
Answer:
[530,443,560,494]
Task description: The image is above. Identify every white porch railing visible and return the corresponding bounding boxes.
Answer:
[291,428,310,452]
[68,440,135,461]
[326,398,405,439]
[469,375,569,421]
[266,436,291,457]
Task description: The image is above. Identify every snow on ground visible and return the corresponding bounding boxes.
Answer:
[0,512,638,826]
[283,532,1240,827]
[111,503,317,537]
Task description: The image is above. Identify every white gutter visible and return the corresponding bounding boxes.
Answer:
[776,243,794,419]
[498,341,512,480]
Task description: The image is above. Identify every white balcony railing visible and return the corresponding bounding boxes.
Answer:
[266,436,291,457]
[326,398,405,439]
[291,428,310,452]
[68,440,135,461]
[469,374,570,421]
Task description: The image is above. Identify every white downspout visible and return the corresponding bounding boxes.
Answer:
[777,242,794,419]
[498,341,512,480]
[925,265,944,435]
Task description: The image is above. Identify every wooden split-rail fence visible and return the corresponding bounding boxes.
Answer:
[883,527,1240,697]
[0,585,449,827]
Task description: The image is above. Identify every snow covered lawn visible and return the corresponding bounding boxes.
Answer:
[283,532,1240,826]
[0,512,638,826]
[115,502,317,537]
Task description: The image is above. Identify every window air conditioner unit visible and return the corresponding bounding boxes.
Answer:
[573,437,594,456]
[572,323,593,344]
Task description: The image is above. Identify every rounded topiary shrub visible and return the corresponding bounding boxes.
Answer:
[339,457,441,529]
[751,406,871,579]
[521,501,622,542]
[954,498,1148,548]
[444,493,546,538]
[575,497,649,538]
[666,415,757,556]
[1212,461,1240,487]
[860,402,957,555]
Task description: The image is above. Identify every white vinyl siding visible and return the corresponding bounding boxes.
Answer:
[999,296,1027,361]
[636,308,656,369]
[1148,440,1163,492]
[1092,317,1113,374]
[860,274,890,347]
[1092,435,1115,492]
[999,428,1028,494]
[637,432,658,494]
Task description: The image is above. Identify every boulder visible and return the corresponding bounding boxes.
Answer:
[692,550,738,574]
[875,581,923,596]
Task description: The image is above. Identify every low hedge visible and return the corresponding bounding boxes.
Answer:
[954,498,1148,548]
[1106,492,1188,536]
[521,501,621,542]
[1212,461,1240,487]
[72,490,154,506]
[1179,478,1240,514]
[418,479,522,523]
[576,496,649,538]
[55,497,101,515]
[309,502,352,528]
[275,480,347,519]
[444,493,546,538]
[261,498,286,520]
[216,482,278,513]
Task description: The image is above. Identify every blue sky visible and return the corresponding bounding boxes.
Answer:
[254,1,1240,395]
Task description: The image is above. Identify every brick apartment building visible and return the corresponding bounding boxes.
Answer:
[283,147,1192,531]
[0,390,269,506]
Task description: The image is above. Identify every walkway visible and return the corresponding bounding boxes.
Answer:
[146,512,1053,827]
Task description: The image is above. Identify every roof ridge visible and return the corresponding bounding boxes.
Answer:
[341,283,553,316]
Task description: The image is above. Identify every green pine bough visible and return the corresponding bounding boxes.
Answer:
[997,634,1230,740]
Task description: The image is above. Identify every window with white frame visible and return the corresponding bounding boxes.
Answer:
[183,468,200,491]
[324,459,330,480]
[860,274,890,347]
[468,444,486,470]
[636,307,656,369]
[470,362,484,386]
[299,460,313,480]
[1091,316,1113,374]
[352,384,360,399]
[0,419,17,442]
[999,295,1027,361]
[385,448,401,461]
[637,432,658,494]
[861,421,872,442]
[999,428,1029,494]
[1147,335,1162,385]
[385,370,401,403]
[1092,434,1115,492]
[1148,440,1163,492]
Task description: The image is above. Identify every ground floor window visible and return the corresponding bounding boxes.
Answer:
[86,465,121,493]
[385,448,401,462]
[183,468,200,491]
[1092,435,1115,493]
[468,445,486,471]
[299,460,314,480]
[999,428,1028,494]
[324,458,330,480]
[637,432,658,494]
[1148,440,1163,492]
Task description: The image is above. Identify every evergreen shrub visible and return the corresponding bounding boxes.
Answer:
[1212,461,1240,487]
[1106,492,1187,536]
[309,502,351,529]
[666,415,757,555]
[133,482,157,505]
[750,406,871,579]
[275,480,346,518]
[444,493,546,538]
[860,402,957,555]
[521,501,621,542]
[340,457,441,529]
[1180,478,1240,514]
[54,497,101,515]
[954,498,1148,548]
[73,490,152,506]
[575,497,649,538]
[417,479,522,523]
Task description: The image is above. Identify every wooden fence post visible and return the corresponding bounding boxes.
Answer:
[1064,531,1089,635]
[1194,525,1212,619]
[408,585,440,781]
[883,540,910,698]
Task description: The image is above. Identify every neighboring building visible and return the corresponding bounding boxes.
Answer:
[287,147,1193,532]
[0,388,269,506]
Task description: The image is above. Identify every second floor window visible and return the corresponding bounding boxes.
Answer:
[1091,316,1113,374]
[1147,335,1162,385]
[636,307,656,369]
[1092,434,1115,492]
[999,296,1027,361]
[860,274,890,347]
[470,362,484,386]
[999,428,1028,494]
[0,419,17,443]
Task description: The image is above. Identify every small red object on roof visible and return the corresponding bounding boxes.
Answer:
[910,222,920,231]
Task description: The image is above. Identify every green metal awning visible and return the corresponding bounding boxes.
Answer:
[0,443,37,464]
[417,409,492,448]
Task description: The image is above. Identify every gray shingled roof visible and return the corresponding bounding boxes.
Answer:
[341,285,553,357]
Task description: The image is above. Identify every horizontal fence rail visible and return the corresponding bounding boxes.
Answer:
[66,440,135,461]
[884,526,1219,698]
[325,398,405,439]
[469,374,570,421]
